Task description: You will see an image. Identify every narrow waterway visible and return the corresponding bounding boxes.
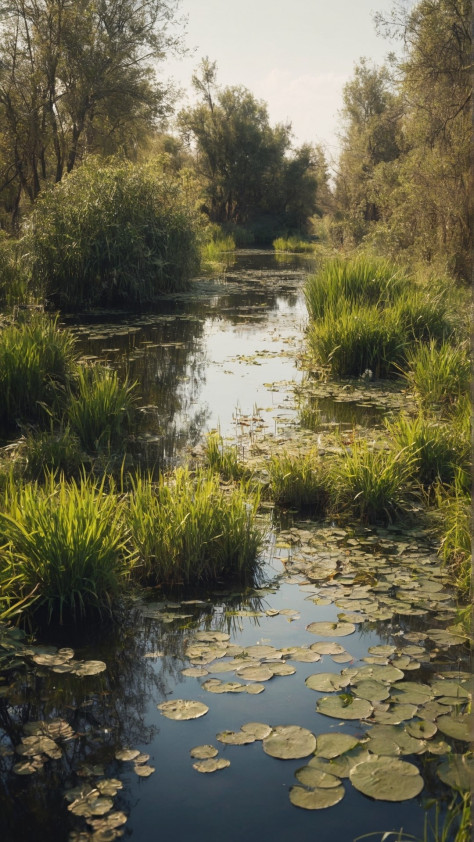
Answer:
[0,251,469,842]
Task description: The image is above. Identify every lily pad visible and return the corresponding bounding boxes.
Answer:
[241,722,272,740]
[430,680,471,701]
[406,720,437,740]
[295,765,342,788]
[437,755,472,791]
[157,700,209,720]
[314,733,360,759]
[193,757,230,773]
[236,665,274,681]
[134,764,155,777]
[263,725,316,759]
[190,745,218,759]
[436,713,471,742]
[306,621,356,637]
[349,756,423,801]
[367,725,426,756]
[352,680,391,702]
[96,779,123,797]
[310,642,346,655]
[309,747,371,778]
[305,673,351,693]
[115,748,140,762]
[72,660,107,677]
[182,667,209,677]
[216,730,255,745]
[289,784,345,810]
[317,695,373,720]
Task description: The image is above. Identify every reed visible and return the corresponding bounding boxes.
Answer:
[268,450,330,513]
[392,288,455,343]
[386,413,470,488]
[0,313,77,431]
[68,365,137,452]
[127,468,262,586]
[273,237,315,253]
[403,341,470,410]
[0,473,133,625]
[433,470,471,601]
[203,432,245,481]
[22,426,86,480]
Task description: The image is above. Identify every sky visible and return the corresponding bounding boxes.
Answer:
[164,0,404,167]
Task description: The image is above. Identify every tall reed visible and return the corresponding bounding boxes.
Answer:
[68,365,137,452]
[403,341,470,410]
[387,413,470,488]
[268,450,330,513]
[128,468,263,586]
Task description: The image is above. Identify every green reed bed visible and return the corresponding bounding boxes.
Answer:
[273,237,315,253]
[128,468,263,587]
[0,313,77,432]
[68,365,138,452]
[0,474,133,625]
[0,232,29,305]
[392,288,455,344]
[268,450,330,513]
[386,412,470,489]
[203,431,246,481]
[433,469,471,602]
[201,232,236,265]
[403,341,471,411]
[27,158,201,309]
[21,425,86,480]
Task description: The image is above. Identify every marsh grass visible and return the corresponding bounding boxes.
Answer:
[68,365,137,452]
[433,470,471,600]
[203,432,246,481]
[201,232,236,265]
[0,232,29,304]
[268,450,330,513]
[0,313,77,431]
[22,425,86,480]
[331,441,416,524]
[386,413,470,488]
[0,474,133,625]
[308,304,407,377]
[128,468,262,586]
[392,289,454,343]
[304,255,407,321]
[273,237,315,253]
[403,341,470,410]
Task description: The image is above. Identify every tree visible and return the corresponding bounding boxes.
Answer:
[0,0,184,223]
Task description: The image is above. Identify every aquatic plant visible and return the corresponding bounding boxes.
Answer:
[307,304,407,378]
[0,473,133,625]
[127,468,262,586]
[201,228,236,265]
[27,158,201,309]
[0,231,29,304]
[330,441,416,523]
[203,431,246,481]
[273,237,315,253]
[403,341,470,410]
[386,413,470,489]
[68,365,137,452]
[22,425,86,480]
[432,469,471,601]
[392,288,455,344]
[268,450,329,513]
[0,313,77,432]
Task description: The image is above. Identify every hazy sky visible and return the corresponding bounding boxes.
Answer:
[165,0,403,165]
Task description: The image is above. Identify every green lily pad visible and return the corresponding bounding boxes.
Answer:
[269,662,296,676]
[263,725,316,759]
[295,766,342,788]
[372,704,419,725]
[306,622,356,637]
[310,642,346,655]
[157,700,209,720]
[289,785,345,810]
[241,722,272,740]
[367,725,426,756]
[309,746,371,778]
[430,680,471,701]
[437,755,473,791]
[347,665,404,685]
[72,660,107,677]
[437,713,471,742]
[314,732,360,759]
[288,647,321,663]
[115,748,140,762]
[406,720,437,739]
[246,683,265,694]
[317,694,373,720]
[349,756,424,801]
[202,679,246,693]
[96,779,123,797]
[134,764,155,777]
[13,760,41,775]
[305,673,351,693]
[236,665,274,681]
[352,680,391,702]
[193,757,230,773]
[182,667,209,677]
[190,745,218,759]
[426,739,452,755]
[216,730,255,745]
[68,795,114,817]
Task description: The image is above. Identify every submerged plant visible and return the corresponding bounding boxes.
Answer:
[0,473,133,625]
[127,468,262,586]
[68,365,137,452]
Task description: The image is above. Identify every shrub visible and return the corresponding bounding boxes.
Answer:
[387,413,470,488]
[404,341,470,410]
[330,441,416,523]
[0,474,133,625]
[304,255,408,321]
[307,304,407,378]
[0,313,77,432]
[27,158,201,309]
[268,450,329,513]
[68,365,137,452]
[128,468,262,586]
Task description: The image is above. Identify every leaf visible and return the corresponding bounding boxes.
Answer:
[349,756,424,801]
[263,726,316,759]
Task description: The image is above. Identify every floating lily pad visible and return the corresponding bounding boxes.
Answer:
[288,648,321,663]
[236,665,274,681]
[193,757,230,773]
[353,680,391,702]
[202,679,246,693]
[96,779,123,797]
[269,662,296,676]
[305,673,350,693]
[72,660,107,677]
[157,700,209,720]
[430,680,471,701]
[347,665,404,685]
[349,756,423,801]
[436,713,470,742]
[406,720,437,739]
[241,722,272,740]
[367,725,426,756]
[246,683,265,695]
[306,622,356,637]
[194,631,230,642]
[88,812,127,833]
[134,764,155,777]
[309,747,371,778]
[390,681,433,705]
[314,733,360,759]
[190,745,218,759]
[310,642,346,656]
[68,795,114,817]
[289,784,345,810]
[182,667,209,677]
[13,760,41,775]
[115,748,140,762]
[216,730,255,745]
[263,726,316,759]
[371,704,419,725]
[295,766,341,788]
[437,755,472,790]
[317,695,373,720]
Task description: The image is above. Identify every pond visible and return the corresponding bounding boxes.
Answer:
[0,251,470,842]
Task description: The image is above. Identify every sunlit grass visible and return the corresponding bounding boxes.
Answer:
[403,341,470,410]
[268,450,330,513]
[68,365,138,452]
[203,431,246,481]
[386,412,470,489]
[22,425,86,480]
[273,237,315,253]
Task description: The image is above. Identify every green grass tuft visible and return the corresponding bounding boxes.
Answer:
[68,365,137,452]
[403,341,470,410]
[268,450,329,513]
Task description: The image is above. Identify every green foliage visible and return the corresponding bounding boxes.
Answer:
[0,474,133,625]
[68,365,137,453]
[273,237,315,253]
[403,341,470,410]
[433,470,471,601]
[392,289,455,343]
[22,426,86,480]
[28,158,201,309]
[127,468,262,586]
[331,441,416,524]
[200,226,236,266]
[304,255,407,321]
[268,450,329,513]
[203,432,245,481]
[0,313,77,432]
[387,413,470,488]
[0,233,29,304]
[307,303,407,378]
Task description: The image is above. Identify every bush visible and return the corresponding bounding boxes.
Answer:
[0,313,77,432]
[128,468,262,586]
[0,474,133,625]
[27,158,201,309]
[68,365,137,452]
[268,450,329,513]
[307,304,407,378]
[404,341,470,410]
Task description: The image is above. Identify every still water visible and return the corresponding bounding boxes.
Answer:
[0,252,468,842]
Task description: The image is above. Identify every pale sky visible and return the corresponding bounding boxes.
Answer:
[164,0,404,166]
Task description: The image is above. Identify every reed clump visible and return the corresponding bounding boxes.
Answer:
[0,474,133,625]
[67,365,138,452]
[273,237,315,253]
[27,158,201,309]
[386,412,470,489]
[22,426,86,480]
[128,468,262,587]
[268,450,330,513]
[403,341,470,411]
[203,432,246,481]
